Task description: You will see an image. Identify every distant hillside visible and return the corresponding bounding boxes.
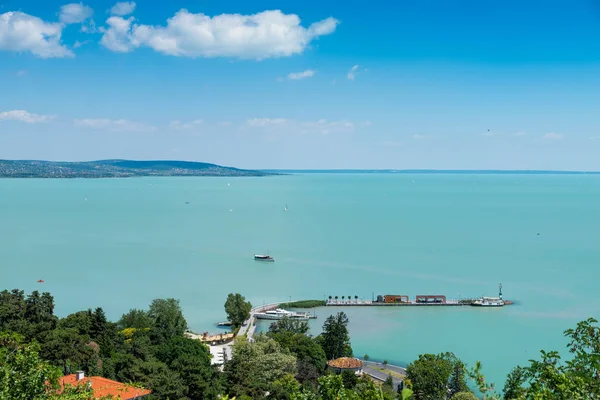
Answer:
[0,159,272,178]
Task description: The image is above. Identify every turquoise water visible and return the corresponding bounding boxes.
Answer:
[1,174,599,387]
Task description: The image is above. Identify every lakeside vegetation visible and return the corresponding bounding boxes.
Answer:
[278,300,327,308]
[1,288,598,399]
[0,159,272,178]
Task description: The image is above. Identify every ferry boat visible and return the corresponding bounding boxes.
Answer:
[471,296,505,307]
[254,254,274,262]
[471,283,505,307]
[255,308,310,320]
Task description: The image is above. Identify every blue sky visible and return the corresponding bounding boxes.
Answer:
[1,0,600,170]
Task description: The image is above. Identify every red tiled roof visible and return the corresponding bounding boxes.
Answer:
[59,375,151,399]
[327,357,364,369]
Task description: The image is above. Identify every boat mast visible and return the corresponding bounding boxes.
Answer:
[499,283,503,300]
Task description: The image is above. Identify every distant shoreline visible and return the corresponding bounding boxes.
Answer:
[0,159,274,178]
[262,169,600,175]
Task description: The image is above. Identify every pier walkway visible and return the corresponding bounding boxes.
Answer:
[236,302,282,342]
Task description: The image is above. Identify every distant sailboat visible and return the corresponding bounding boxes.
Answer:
[84,196,88,201]
[229,208,233,212]
[284,205,288,211]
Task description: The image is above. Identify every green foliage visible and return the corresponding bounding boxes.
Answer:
[41,328,95,375]
[224,293,252,329]
[406,353,453,400]
[341,370,358,389]
[269,330,328,376]
[118,308,154,330]
[270,373,302,400]
[269,316,310,335]
[148,298,187,344]
[451,392,478,400]
[225,335,297,398]
[278,300,326,308]
[448,356,469,397]
[0,332,95,400]
[319,312,353,360]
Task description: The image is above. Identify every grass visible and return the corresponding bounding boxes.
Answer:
[371,366,406,380]
[278,300,326,308]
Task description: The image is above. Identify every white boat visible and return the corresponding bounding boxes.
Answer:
[254,254,274,262]
[255,308,309,320]
[471,296,505,307]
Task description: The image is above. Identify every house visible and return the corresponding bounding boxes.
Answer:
[59,371,151,399]
[327,357,364,375]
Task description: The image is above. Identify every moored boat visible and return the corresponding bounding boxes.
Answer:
[471,296,505,307]
[255,308,310,320]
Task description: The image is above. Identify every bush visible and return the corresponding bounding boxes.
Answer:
[451,392,477,400]
[278,300,326,308]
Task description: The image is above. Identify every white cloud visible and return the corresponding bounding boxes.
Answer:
[16,70,27,77]
[74,118,156,132]
[412,134,427,140]
[542,132,563,140]
[110,2,136,16]
[99,9,339,59]
[247,118,354,134]
[301,119,354,134]
[287,69,316,80]
[514,131,527,136]
[361,120,372,127]
[0,12,73,58]
[0,110,55,123]
[247,118,290,127]
[347,65,359,80]
[590,135,600,140]
[169,119,203,130]
[59,3,93,24]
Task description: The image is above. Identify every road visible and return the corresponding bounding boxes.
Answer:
[363,361,406,391]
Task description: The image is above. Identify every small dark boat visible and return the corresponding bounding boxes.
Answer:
[254,254,274,262]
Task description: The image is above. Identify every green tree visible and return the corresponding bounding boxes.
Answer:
[148,298,187,344]
[448,357,469,397]
[451,392,477,400]
[319,312,352,360]
[270,373,301,400]
[341,370,358,389]
[269,331,328,373]
[0,332,95,400]
[269,316,310,335]
[41,328,94,375]
[502,366,526,400]
[225,335,297,398]
[406,353,453,400]
[118,308,154,330]
[364,354,370,361]
[155,336,221,399]
[224,293,252,329]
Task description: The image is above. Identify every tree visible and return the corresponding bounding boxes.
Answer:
[224,293,252,329]
[155,336,221,399]
[319,312,352,360]
[0,332,95,399]
[364,354,370,361]
[406,353,453,400]
[148,298,187,344]
[225,335,297,398]
[270,373,301,400]
[451,392,477,400]
[341,370,358,389]
[269,316,310,335]
[448,358,469,397]
[383,359,388,368]
[497,317,600,400]
[269,331,328,373]
[41,328,95,375]
[118,309,153,330]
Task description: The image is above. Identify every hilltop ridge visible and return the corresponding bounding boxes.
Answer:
[0,159,272,178]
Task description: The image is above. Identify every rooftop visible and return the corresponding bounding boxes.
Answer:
[327,357,364,369]
[59,374,151,399]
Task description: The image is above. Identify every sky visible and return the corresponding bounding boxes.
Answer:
[1,0,600,170]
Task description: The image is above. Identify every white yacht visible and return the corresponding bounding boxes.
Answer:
[254,308,310,320]
[471,296,505,307]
